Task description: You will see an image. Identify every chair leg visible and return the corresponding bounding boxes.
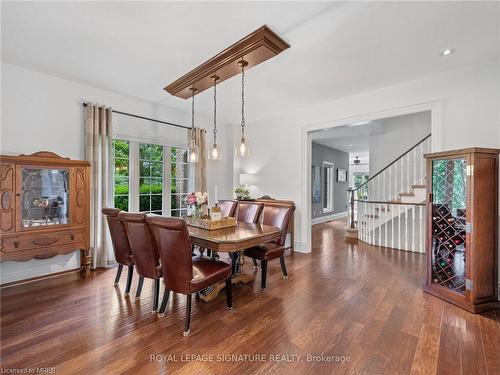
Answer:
[225,277,233,310]
[157,288,170,317]
[152,279,160,313]
[280,256,288,280]
[183,294,192,336]
[135,276,144,300]
[252,258,258,270]
[114,264,123,286]
[124,265,134,296]
[135,275,144,299]
[261,260,268,291]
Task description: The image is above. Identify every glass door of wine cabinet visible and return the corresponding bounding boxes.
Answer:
[18,167,70,229]
[430,157,467,295]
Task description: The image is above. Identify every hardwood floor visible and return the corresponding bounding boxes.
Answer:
[1,218,499,374]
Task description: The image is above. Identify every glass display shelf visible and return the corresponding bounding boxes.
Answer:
[20,168,70,228]
[430,158,467,295]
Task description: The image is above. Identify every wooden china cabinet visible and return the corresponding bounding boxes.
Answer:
[424,148,499,313]
[0,152,91,279]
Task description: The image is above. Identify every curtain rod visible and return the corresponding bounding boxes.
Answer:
[82,102,191,130]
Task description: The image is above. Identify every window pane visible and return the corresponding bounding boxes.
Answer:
[151,145,163,161]
[113,140,129,159]
[171,209,180,217]
[139,144,151,159]
[173,163,187,179]
[139,178,151,194]
[114,158,128,176]
[115,196,129,211]
[171,195,179,210]
[139,195,150,212]
[151,178,163,194]
[151,195,162,211]
[171,178,177,194]
[151,162,163,177]
[114,177,129,195]
[140,161,151,177]
[113,139,130,211]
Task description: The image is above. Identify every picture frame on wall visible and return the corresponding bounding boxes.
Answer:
[337,168,347,183]
[312,165,321,203]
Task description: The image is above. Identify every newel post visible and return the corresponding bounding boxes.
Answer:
[345,188,358,240]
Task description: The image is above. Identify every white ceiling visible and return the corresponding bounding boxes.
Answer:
[2,1,499,123]
[311,111,430,155]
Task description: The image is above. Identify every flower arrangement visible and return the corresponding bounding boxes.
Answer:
[186,191,208,217]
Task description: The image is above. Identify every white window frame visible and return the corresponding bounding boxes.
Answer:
[322,161,334,213]
[112,134,188,216]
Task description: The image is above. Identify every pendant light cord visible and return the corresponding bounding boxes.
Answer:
[191,88,196,142]
[213,77,217,143]
[241,63,245,138]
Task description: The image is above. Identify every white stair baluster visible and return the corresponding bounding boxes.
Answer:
[412,203,416,252]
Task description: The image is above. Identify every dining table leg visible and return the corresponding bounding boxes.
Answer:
[198,250,254,303]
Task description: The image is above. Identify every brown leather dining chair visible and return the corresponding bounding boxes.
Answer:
[102,208,135,296]
[146,216,232,336]
[236,202,263,223]
[118,212,169,316]
[244,203,295,291]
[218,200,238,217]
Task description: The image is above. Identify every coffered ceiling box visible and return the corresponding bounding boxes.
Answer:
[164,25,290,99]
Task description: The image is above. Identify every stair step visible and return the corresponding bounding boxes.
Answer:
[411,184,426,189]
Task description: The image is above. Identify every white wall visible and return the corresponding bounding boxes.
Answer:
[236,59,500,253]
[369,111,431,175]
[0,63,233,283]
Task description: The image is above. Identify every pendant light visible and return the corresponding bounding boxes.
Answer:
[188,87,199,163]
[238,59,249,157]
[208,75,222,160]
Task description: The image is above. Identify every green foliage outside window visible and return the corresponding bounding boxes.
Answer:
[113,140,129,211]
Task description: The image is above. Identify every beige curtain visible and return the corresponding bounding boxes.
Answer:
[188,127,207,192]
[85,103,113,269]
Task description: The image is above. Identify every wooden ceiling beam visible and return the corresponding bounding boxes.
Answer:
[164,25,290,99]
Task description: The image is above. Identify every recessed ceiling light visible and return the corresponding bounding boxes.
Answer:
[441,48,455,56]
[348,144,353,147]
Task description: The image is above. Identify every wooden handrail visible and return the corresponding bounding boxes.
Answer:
[354,199,425,207]
[347,133,431,193]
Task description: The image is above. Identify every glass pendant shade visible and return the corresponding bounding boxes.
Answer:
[238,137,250,157]
[188,86,198,163]
[188,139,199,163]
[208,141,222,160]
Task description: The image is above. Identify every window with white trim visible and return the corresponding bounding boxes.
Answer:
[112,139,189,217]
[322,162,333,212]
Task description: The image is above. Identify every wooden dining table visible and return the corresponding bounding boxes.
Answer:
[188,222,281,302]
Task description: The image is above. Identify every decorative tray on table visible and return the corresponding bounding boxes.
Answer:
[185,216,237,230]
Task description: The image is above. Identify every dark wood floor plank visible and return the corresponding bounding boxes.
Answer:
[1,218,498,375]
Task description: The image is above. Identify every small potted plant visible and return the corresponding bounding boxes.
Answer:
[235,186,250,200]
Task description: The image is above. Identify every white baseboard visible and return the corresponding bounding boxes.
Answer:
[311,211,348,225]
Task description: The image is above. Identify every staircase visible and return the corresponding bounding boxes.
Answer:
[347,134,431,253]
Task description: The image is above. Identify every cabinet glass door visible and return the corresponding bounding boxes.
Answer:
[430,158,467,294]
[20,167,70,228]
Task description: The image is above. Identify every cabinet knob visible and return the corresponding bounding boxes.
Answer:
[70,234,75,240]
[13,240,20,248]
